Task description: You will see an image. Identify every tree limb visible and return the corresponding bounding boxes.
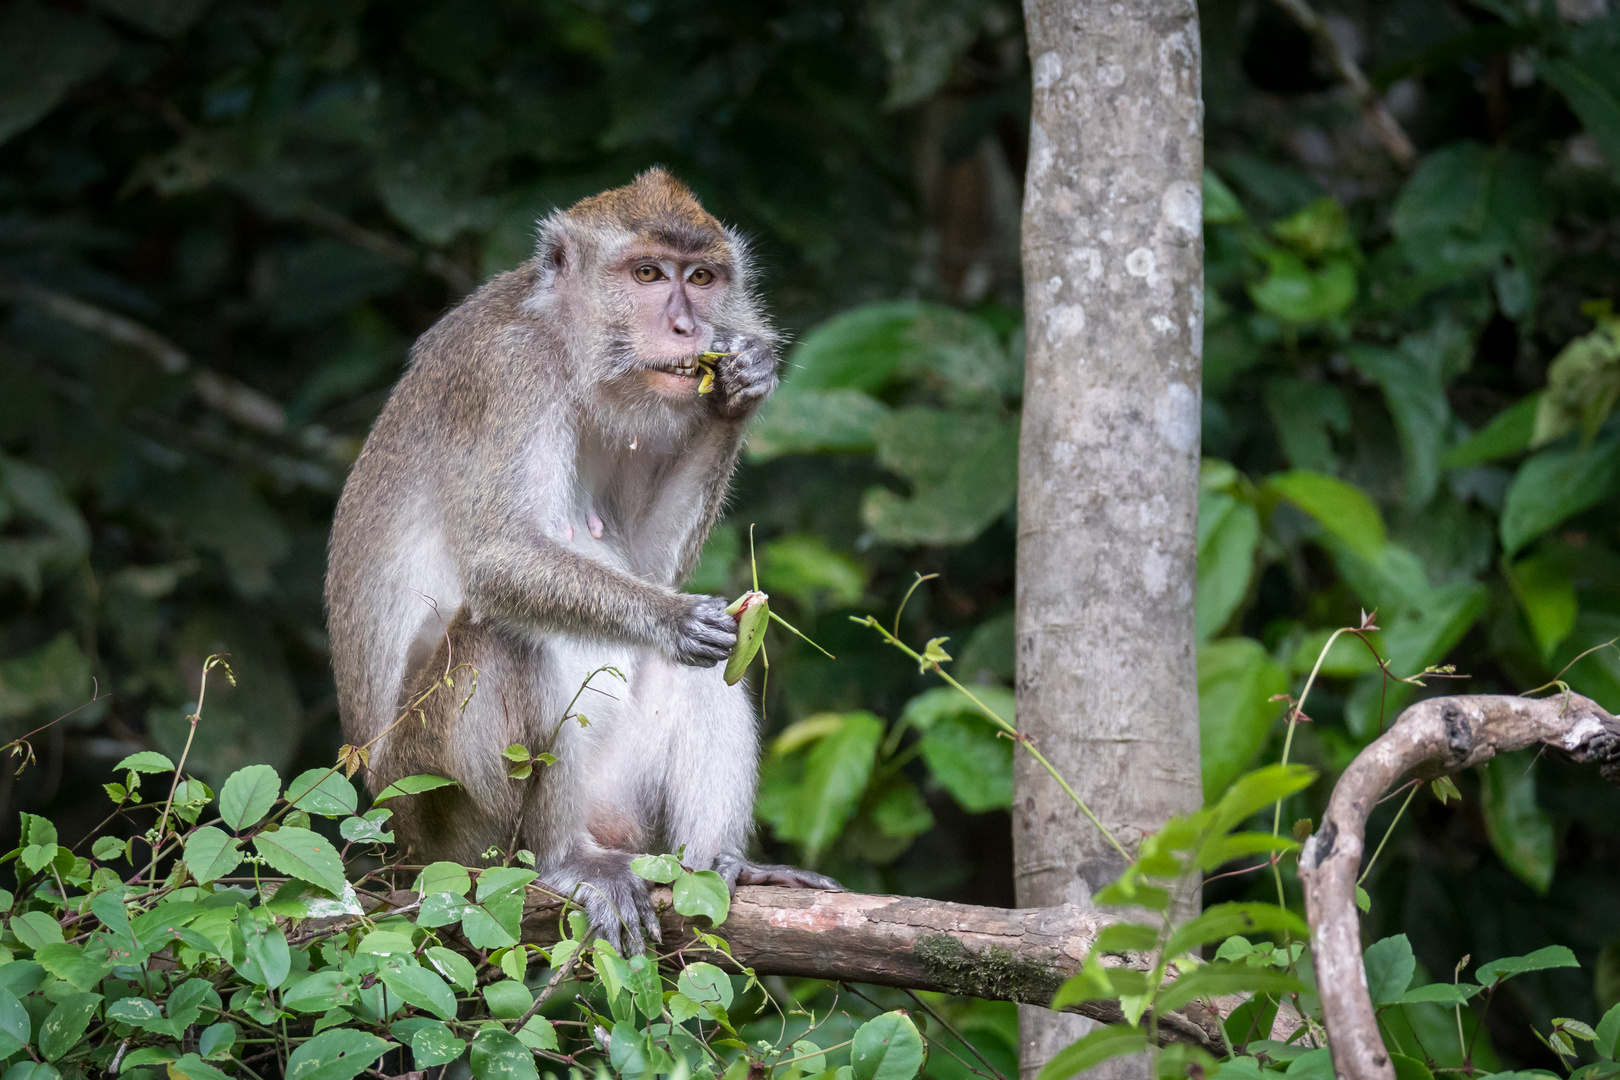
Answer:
[1269,0,1416,168]
[1298,693,1620,1080]
[509,886,1257,1054]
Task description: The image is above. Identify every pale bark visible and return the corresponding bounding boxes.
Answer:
[1014,1,1205,1077]
[1299,693,1620,1080]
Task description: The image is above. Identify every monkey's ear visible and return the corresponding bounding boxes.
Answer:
[534,215,574,283]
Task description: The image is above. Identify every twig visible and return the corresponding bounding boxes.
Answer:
[1298,693,1620,1080]
[1268,0,1417,168]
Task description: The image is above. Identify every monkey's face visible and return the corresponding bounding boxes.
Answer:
[620,251,729,398]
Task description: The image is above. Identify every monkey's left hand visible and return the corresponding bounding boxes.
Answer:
[707,333,778,419]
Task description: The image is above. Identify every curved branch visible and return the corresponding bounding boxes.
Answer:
[1298,693,1620,1080]
[508,886,1262,1054]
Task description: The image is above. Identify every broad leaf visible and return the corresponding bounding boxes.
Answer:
[183,826,243,885]
[284,769,359,817]
[253,827,347,895]
[1036,1025,1148,1080]
[285,1029,393,1080]
[1480,752,1555,894]
[850,1011,927,1080]
[1476,944,1581,985]
[373,774,460,803]
[1365,935,1417,1006]
[218,764,280,830]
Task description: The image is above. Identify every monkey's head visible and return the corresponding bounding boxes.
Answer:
[532,168,771,414]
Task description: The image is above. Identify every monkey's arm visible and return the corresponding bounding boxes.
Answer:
[462,531,738,666]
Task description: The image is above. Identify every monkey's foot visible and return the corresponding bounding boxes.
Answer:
[716,855,844,892]
[551,850,663,955]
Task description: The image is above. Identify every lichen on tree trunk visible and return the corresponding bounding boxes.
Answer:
[1014,0,1206,1077]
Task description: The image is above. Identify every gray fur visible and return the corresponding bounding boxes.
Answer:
[326,172,837,953]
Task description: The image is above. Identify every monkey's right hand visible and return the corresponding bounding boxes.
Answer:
[668,594,738,666]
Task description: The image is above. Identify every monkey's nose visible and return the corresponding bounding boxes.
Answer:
[670,314,694,335]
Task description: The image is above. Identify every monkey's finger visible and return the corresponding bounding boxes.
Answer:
[637,891,662,945]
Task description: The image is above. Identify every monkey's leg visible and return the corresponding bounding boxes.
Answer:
[377,612,528,866]
[643,660,844,893]
[519,639,662,955]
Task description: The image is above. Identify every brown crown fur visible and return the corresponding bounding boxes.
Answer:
[565,167,731,261]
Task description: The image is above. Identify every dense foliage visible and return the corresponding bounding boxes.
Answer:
[5,0,1620,1074]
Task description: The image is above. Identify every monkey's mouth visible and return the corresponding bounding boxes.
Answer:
[648,359,702,379]
[648,352,726,394]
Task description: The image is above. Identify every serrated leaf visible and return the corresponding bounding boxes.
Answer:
[284,769,359,818]
[380,961,457,1021]
[672,869,730,925]
[373,774,460,803]
[425,946,477,992]
[0,987,29,1057]
[183,827,243,885]
[218,764,280,830]
[115,751,175,774]
[252,827,347,894]
[1365,935,1417,1006]
[39,991,101,1061]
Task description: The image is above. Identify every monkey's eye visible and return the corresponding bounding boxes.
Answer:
[634,264,663,283]
[689,267,716,286]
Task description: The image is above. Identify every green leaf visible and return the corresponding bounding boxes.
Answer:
[850,1011,927,1080]
[252,826,348,894]
[0,988,29,1057]
[469,1028,538,1080]
[1443,393,1541,468]
[38,991,101,1062]
[284,769,359,818]
[673,869,730,925]
[760,534,868,612]
[482,979,532,1020]
[396,1019,465,1066]
[1348,344,1451,507]
[1365,935,1417,1006]
[183,826,243,885]
[415,862,472,897]
[238,912,292,989]
[766,710,884,863]
[1210,763,1317,834]
[1596,1001,1620,1060]
[747,388,888,460]
[1501,433,1620,555]
[630,853,683,883]
[516,1016,557,1052]
[1196,491,1261,642]
[1504,552,1578,659]
[1165,903,1308,960]
[10,910,65,950]
[1476,944,1581,985]
[115,751,176,774]
[1197,638,1289,801]
[917,713,1013,813]
[34,942,110,991]
[168,1054,234,1080]
[861,409,1019,546]
[380,961,457,1021]
[1269,470,1387,557]
[1204,169,1246,223]
[425,946,478,992]
[1480,752,1556,894]
[339,809,394,844]
[282,970,357,1013]
[218,764,281,830]
[1035,1025,1148,1080]
[198,1021,239,1059]
[1156,964,1305,1012]
[373,774,461,803]
[724,592,770,686]
[1389,983,1484,1006]
[285,1029,394,1080]
[678,962,735,1009]
[1248,249,1356,323]
[91,836,124,862]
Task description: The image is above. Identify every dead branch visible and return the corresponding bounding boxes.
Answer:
[1268,0,1416,168]
[1298,693,1620,1080]
[509,886,1258,1053]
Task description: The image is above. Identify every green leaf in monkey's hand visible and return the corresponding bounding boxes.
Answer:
[724,591,769,686]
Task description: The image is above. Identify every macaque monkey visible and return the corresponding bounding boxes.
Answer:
[326,169,839,951]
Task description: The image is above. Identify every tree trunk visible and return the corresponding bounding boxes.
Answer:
[1014,1,1205,1077]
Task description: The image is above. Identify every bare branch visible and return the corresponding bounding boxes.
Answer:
[1269,0,1417,168]
[1299,693,1620,1080]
